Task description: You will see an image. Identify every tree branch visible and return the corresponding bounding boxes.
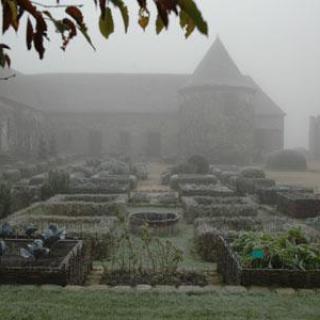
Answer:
[31,1,84,9]
[0,73,16,80]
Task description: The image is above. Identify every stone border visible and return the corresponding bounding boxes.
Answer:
[33,284,319,295]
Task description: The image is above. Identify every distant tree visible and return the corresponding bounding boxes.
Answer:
[0,0,208,68]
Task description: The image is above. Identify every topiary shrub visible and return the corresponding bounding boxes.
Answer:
[241,167,266,179]
[267,149,307,171]
[187,155,209,174]
[171,155,209,175]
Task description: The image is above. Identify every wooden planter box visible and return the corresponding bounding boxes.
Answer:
[217,237,320,288]
[181,196,258,223]
[277,192,320,218]
[257,186,313,205]
[0,239,92,286]
[236,177,275,195]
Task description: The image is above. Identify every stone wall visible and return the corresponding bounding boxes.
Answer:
[178,86,255,164]
[0,103,48,159]
[254,115,284,157]
[49,112,179,159]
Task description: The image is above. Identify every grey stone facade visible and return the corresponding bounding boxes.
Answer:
[0,96,47,159]
[0,38,285,163]
[310,116,320,160]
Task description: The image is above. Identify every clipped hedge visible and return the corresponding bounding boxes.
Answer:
[267,149,307,171]
[194,224,220,262]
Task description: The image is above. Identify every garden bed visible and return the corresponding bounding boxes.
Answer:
[236,177,275,195]
[129,192,179,207]
[257,185,314,205]
[0,239,91,285]
[128,208,181,236]
[217,231,320,288]
[170,174,218,191]
[48,193,128,205]
[182,196,258,223]
[277,192,320,218]
[6,203,119,238]
[178,184,235,197]
[101,270,208,287]
[70,176,136,194]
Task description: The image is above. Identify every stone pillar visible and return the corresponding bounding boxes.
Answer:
[310,116,320,160]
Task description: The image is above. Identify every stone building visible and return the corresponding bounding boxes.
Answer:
[178,38,256,163]
[310,116,320,160]
[0,38,285,163]
[0,95,47,160]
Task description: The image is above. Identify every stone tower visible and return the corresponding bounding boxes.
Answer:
[178,38,255,164]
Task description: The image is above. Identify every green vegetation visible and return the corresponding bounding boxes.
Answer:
[101,217,210,286]
[232,228,320,270]
[0,287,320,320]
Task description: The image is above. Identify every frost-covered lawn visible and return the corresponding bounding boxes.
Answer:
[0,287,320,320]
[266,160,320,191]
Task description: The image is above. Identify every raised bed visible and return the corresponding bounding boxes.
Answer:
[236,177,275,195]
[178,184,235,197]
[6,202,119,239]
[277,192,320,218]
[0,239,91,285]
[70,175,136,194]
[170,174,218,191]
[217,237,320,288]
[182,196,258,223]
[194,216,263,232]
[48,193,128,204]
[128,208,181,236]
[257,185,314,205]
[129,192,179,207]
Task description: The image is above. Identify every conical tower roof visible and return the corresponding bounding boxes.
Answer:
[187,37,252,89]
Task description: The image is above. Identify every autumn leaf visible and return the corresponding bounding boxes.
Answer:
[110,0,129,33]
[177,0,208,36]
[99,7,114,39]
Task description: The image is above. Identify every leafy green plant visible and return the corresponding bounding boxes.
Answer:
[231,228,320,271]
[109,224,183,275]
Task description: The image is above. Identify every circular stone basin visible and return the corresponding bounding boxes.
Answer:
[129,211,180,236]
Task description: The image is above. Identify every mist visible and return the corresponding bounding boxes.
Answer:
[2,0,320,148]
[2,0,320,312]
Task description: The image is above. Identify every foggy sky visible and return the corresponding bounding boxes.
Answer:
[2,0,320,149]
